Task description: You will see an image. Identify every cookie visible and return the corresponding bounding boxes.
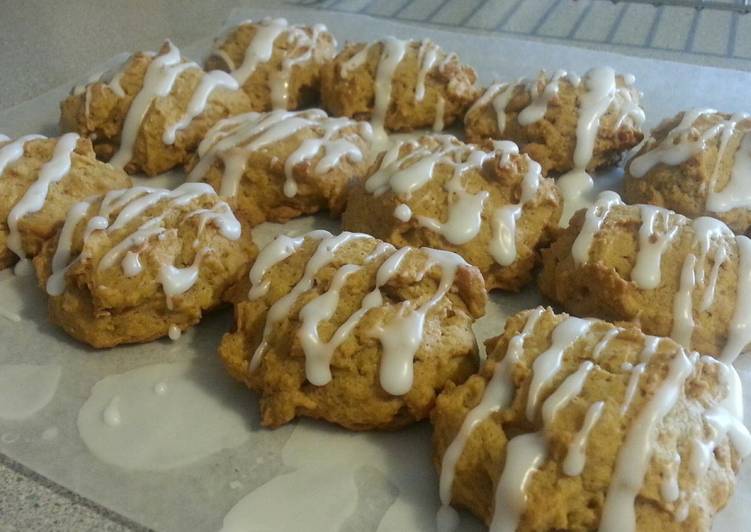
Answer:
[321,38,480,138]
[432,307,750,532]
[60,40,252,176]
[206,17,336,111]
[624,109,751,235]
[0,133,130,271]
[218,231,487,430]
[538,193,751,362]
[186,109,373,226]
[341,135,561,291]
[464,67,645,175]
[34,183,255,348]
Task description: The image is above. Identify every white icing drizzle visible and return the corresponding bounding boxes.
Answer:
[591,327,621,360]
[269,23,327,110]
[489,148,543,266]
[374,248,468,395]
[525,317,592,421]
[433,95,445,132]
[562,400,604,476]
[7,133,79,260]
[571,191,623,266]
[162,70,239,144]
[599,348,697,532]
[620,363,646,416]
[437,308,543,532]
[540,360,594,427]
[46,183,239,302]
[466,81,519,134]
[488,432,548,532]
[168,324,181,341]
[0,134,46,176]
[640,336,661,363]
[708,130,751,212]
[188,110,370,198]
[660,452,681,503]
[518,70,574,126]
[223,18,289,85]
[110,41,199,168]
[631,205,683,289]
[721,235,751,363]
[370,37,407,140]
[249,232,470,397]
[415,39,439,102]
[247,233,315,300]
[393,203,412,222]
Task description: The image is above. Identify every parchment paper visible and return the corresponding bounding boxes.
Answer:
[0,5,750,531]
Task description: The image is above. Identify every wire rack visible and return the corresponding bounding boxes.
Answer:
[287,0,751,65]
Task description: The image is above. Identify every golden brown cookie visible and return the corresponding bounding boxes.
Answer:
[186,109,373,226]
[321,38,480,137]
[218,231,487,430]
[206,18,336,111]
[624,110,751,235]
[60,40,252,176]
[464,67,645,175]
[34,183,255,348]
[432,307,750,532]
[0,133,131,271]
[538,192,751,361]
[341,135,561,291]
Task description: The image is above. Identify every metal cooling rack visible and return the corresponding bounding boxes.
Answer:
[288,0,751,67]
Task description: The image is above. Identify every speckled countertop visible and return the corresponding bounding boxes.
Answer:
[1,1,748,530]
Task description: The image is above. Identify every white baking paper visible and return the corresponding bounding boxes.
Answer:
[0,4,750,531]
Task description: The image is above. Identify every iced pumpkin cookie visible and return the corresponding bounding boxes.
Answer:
[624,109,751,235]
[0,133,130,271]
[60,40,252,176]
[206,17,336,111]
[341,135,561,291]
[218,230,487,430]
[432,307,750,532]
[34,183,255,348]
[539,192,751,362]
[186,109,373,226]
[464,67,645,175]
[321,38,480,137]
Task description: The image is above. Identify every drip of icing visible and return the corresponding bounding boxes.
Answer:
[526,317,592,421]
[721,235,751,363]
[393,203,412,222]
[489,151,543,266]
[592,327,621,360]
[371,37,408,141]
[168,325,181,341]
[226,18,289,85]
[631,205,682,289]
[415,188,489,245]
[269,23,327,110]
[518,70,571,125]
[599,348,697,532]
[0,134,46,175]
[640,336,661,363]
[571,191,622,265]
[489,432,548,531]
[707,131,751,212]
[6,133,79,260]
[248,233,313,300]
[557,169,595,228]
[660,452,681,503]
[437,308,544,532]
[46,199,92,295]
[562,400,604,476]
[415,40,438,102]
[162,70,239,144]
[433,95,445,132]
[540,360,594,426]
[620,363,646,415]
[374,248,468,395]
[466,81,518,135]
[671,253,697,348]
[110,41,198,168]
[159,248,206,301]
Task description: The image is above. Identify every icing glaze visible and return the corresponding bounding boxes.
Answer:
[563,400,604,476]
[189,109,371,198]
